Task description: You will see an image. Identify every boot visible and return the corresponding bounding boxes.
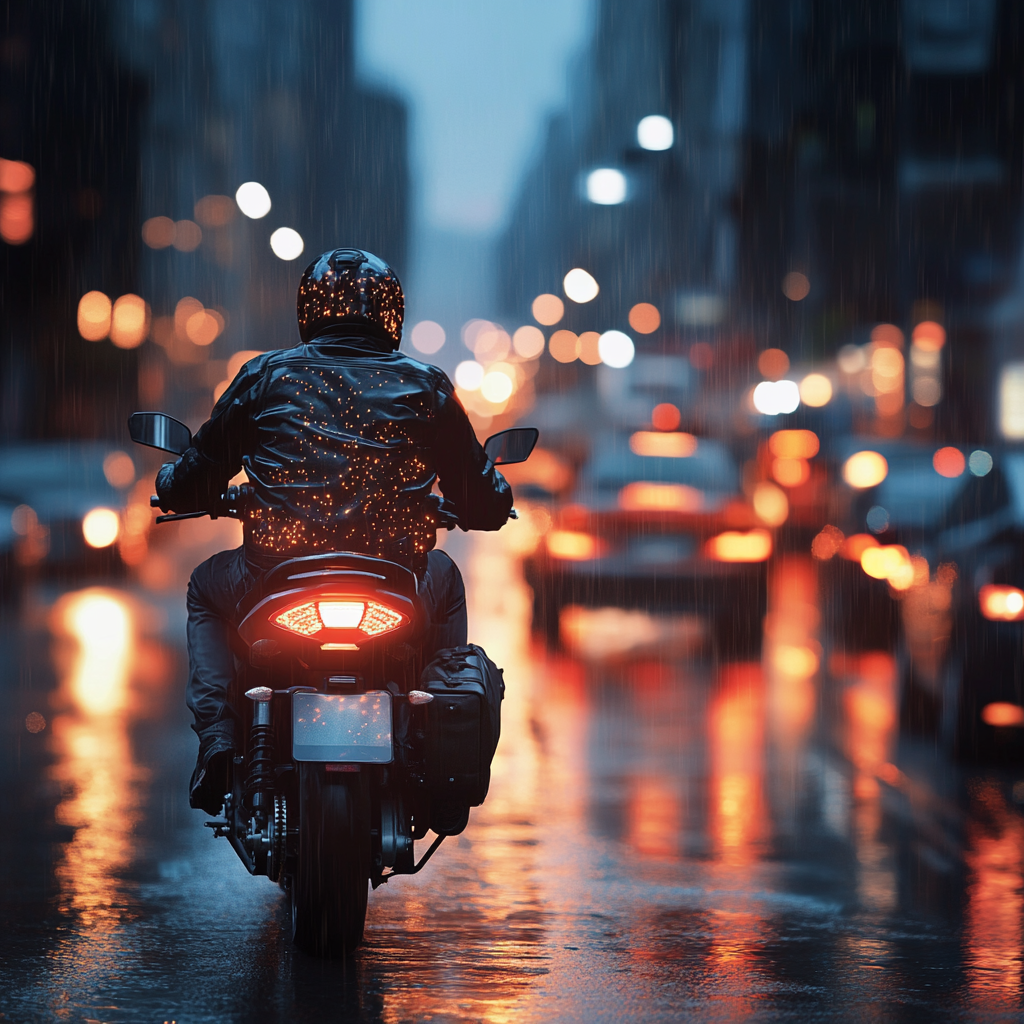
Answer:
[189,741,234,816]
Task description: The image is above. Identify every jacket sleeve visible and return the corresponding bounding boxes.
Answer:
[433,374,513,530]
[155,357,266,513]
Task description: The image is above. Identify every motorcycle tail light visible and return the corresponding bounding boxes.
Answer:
[274,598,406,638]
[979,585,1024,622]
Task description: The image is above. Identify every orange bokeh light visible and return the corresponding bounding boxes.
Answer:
[628,302,661,334]
[757,348,790,380]
[651,402,680,431]
[979,585,1024,622]
[912,321,946,352]
[841,533,878,561]
[109,294,150,349]
[811,524,844,560]
[549,329,578,363]
[843,450,888,488]
[531,293,564,326]
[982,702,1024,727]
[629,431,697,458]
[772,457,810,487]
[546,530,603,561]
[0,157,35,193]
[706,529,772,562]
[768,429,819,459]
[77,291,112,341]
[933,446,965,478]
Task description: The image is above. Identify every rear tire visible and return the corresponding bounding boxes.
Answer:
[291,764,370,957]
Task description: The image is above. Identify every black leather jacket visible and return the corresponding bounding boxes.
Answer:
[156,326,512,571]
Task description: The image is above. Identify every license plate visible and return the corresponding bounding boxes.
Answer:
[292,691,393,763]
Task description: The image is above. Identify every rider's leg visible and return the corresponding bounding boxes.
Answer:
[185,546,254,813]
[419,549,467,659]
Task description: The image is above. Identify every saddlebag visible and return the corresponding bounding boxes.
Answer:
[420,644,504,808]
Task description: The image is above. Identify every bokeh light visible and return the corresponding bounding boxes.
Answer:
[933,446,965,478]
[628,302,661,333]
[454,360,484,391]
[172,219,202,252]
[235,181,271,219]
[109,294,150,349]
[549,330,579,363]
[513,325,545,359]
[410,320,446,354]
[77,291,112,341]
[141,216,175,248]
[758,348,790,379]
[531,293,564,325]
[651,402,681,431]
[82,508,120,549]
[843,450,888,488]
[270,227,304,260]
[194,194,235,227]
[481,369,514,403]
[0,157,35,192]
[637,114,674,151]
[969,450,993,476]
[598,330,634,368]
[769,429,819,459]
[186,308,224,346]
[563,268,599,303]
[782,272,810,300]
[912,321,946,351]
[752,380,799,415]
[585,168,627,205]
[102,451,135,488]
[752,481,788,525]
[578,331,602,365]
[0,192,33,244]
[799,373,833,406]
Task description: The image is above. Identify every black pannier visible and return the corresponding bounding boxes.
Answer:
[420,644,504,807]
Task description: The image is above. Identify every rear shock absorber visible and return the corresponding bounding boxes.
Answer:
[244,686,275,816]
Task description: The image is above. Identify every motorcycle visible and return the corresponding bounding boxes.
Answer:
[129,411,538,956]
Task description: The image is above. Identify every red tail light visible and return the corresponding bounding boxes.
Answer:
[979,585,1024,622]
[274,599,406,639]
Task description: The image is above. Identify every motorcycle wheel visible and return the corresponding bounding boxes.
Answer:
[291,764,370,957]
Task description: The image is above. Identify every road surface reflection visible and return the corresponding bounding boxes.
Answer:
[1,524,1023,1021]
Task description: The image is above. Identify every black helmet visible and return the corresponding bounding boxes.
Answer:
[296,248,404,348]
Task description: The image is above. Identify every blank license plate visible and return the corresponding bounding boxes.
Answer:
[292,691,393,763]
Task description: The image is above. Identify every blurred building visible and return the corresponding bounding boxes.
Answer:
[500,0,1024,444]
[0,0,408,442]
[0,0,146,441]
[115,0,408,426]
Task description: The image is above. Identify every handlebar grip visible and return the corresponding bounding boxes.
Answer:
[508,508,519,520]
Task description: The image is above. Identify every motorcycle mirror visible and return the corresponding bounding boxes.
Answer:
[483,427,539,466]
[128,412,193,455]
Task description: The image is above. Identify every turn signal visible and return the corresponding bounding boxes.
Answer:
[979,585,1024,622]
[274,599,406,638]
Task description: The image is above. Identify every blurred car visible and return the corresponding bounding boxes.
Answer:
[816,439,969,651]
[904,450,1024,760]
[523,430,770,655]
[0,441,142,580]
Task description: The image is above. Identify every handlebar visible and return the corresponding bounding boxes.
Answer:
[150,484,250,524]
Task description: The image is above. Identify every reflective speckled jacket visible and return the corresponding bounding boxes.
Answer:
[156,326,512,571]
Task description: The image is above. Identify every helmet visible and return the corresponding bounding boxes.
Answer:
[296,248,404,348]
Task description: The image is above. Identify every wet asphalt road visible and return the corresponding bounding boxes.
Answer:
[2,522,1024,1023]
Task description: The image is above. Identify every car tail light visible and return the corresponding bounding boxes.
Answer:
[979,585,1024,622]
[982,702,1024,726]
[705,529,772,562]
[274,599,406,639]
[618,481,703,512]
[546,529,604,561]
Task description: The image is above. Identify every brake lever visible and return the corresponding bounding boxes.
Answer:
[155,510,213,523]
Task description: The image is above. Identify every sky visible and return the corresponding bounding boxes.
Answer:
[356,0,592,237]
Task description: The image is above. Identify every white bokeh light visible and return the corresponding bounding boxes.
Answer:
[637,115,674,151]
[585,168,627,205]
[563,267,599,303]
[455,360,484,391]
[269,227,304,261]
[235,181,272,219]
[598,330,634,369]
[410,320,445,354]
[753,379,801,415]
[481,369,514,403]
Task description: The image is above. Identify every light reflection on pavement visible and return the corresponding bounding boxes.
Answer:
[1,525,1024,1021]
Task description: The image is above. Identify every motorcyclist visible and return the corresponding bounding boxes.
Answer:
[155,248,512,815]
